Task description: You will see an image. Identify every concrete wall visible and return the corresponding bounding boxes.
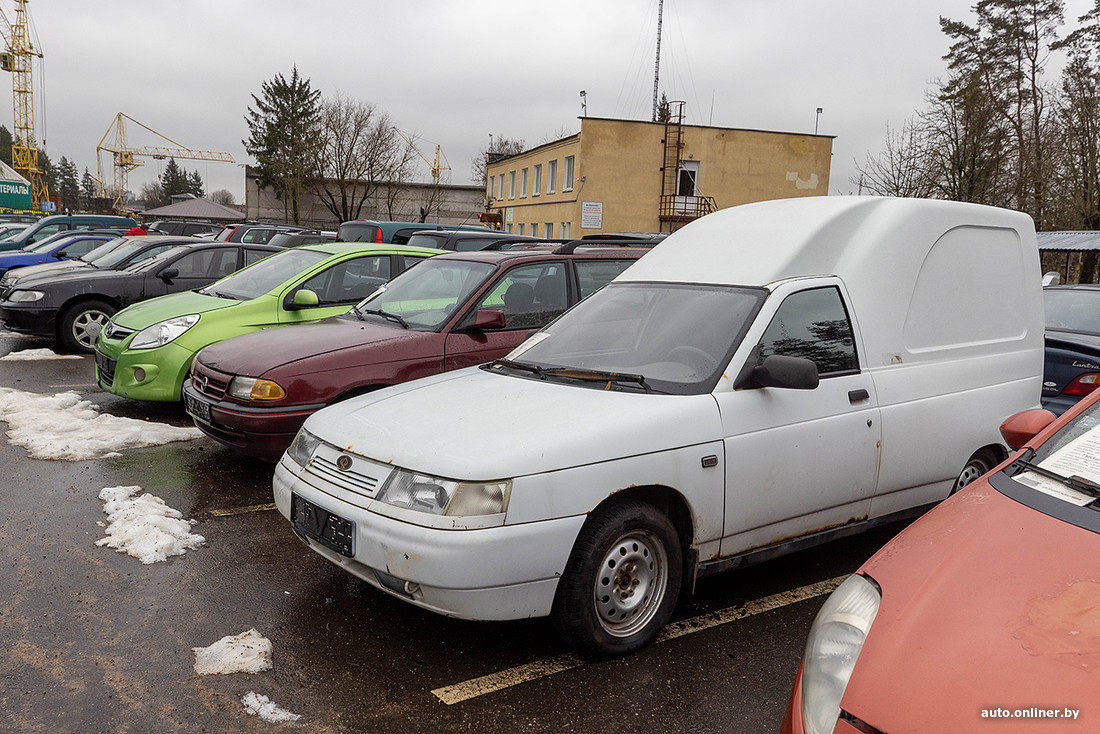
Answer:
[244,166,486,230]
[486,117,833,236]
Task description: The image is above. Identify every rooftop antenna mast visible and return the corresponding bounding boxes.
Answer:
[652,0,664,121]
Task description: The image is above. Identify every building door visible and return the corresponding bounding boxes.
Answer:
[675,161,699,214]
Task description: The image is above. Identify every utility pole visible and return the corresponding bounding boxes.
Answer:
[652,0,664,122]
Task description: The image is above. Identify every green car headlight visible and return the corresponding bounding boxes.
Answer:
[130,314,200,350]
[378,468,511,517]
[8,289,44,302]
[800,574,881,734]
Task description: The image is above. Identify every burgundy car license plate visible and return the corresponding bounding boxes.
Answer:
[184,391,211,424]
[291,494,354,557]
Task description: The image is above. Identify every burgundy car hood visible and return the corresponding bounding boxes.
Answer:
[841,481,1100,732]
[198,316,418,376]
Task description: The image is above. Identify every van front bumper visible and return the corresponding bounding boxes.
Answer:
[273,458,584,621]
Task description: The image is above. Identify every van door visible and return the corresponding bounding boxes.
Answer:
[716,282,882,557]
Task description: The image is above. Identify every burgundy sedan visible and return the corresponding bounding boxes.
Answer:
[782,389,1100,734]
[183,244,645,460]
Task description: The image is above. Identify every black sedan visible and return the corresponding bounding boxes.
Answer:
[0,240,283,352]
[1041,284,1100,414]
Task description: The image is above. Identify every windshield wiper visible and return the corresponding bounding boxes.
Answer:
[357,307,409,328]
[488,358,549,378]
[1013,449,1100,499]
[542,367,654,393]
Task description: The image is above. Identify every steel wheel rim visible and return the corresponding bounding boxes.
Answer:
[956,462,986,489]
[73,310,109,349]
[592,529,668,638]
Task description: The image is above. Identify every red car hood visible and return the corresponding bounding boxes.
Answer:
[197,316,416,376]
[842,480,1100,732]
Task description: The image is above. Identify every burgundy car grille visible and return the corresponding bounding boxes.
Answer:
[191,362,232,399]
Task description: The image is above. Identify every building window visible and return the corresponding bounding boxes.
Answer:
[498,175,505,200]
[507,224,513,233]
[508,171,516,200]
[520,168,528,198]
[547,160,557,194]
[545,222,553,238]
[488,175,495,200]
[563,156,575,191]
[533,165,542,196]
[518,223,525,235]
[562,222,571,239]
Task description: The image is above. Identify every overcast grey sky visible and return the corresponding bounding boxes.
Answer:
[20,0,1095,205]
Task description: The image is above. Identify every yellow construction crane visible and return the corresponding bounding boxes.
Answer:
[392,127,449,186]
[96,112,235,213]
[0,0,47,209]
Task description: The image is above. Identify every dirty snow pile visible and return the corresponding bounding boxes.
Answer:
[95,485,205,564]
[0,387,202,460]
[192,628,273,675]
[0,348,83,361]
[193,630,301,722]
[241,692,302,723]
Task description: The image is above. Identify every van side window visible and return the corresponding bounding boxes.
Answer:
[758,287,858,376]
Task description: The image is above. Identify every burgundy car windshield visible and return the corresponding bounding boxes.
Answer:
[354,258,494,330]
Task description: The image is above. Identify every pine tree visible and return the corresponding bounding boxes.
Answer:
[56,156,80,213]
[243,66,322,224]
[188,170,205,198]
[81,168,97,208]
[161,158,188,197]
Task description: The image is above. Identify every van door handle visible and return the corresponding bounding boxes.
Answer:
[848,389,870,403]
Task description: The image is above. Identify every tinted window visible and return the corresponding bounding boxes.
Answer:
[758,287,858,376]
[576,259,636,298]
[453,237,499,252]
[171,247,239,279]
[243,247,276,266]
[241,228,276,244]
[299,255,391,305]
[392,228,422,244]
[1044,289,1100,334]
[405,233,446,249]
[337,223,380,243]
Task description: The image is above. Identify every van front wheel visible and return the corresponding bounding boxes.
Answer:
[552,499,681,657]
[952,449,998,494]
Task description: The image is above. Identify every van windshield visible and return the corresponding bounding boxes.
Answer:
[497,282,766,395]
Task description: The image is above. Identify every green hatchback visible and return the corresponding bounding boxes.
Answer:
[94,243,438,402]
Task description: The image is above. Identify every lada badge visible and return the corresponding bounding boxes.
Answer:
[336,454,353,471]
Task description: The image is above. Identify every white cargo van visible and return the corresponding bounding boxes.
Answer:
[273,197,1043,656]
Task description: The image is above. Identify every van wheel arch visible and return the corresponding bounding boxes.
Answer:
[952,445,1004,494]
[550,486,695,657]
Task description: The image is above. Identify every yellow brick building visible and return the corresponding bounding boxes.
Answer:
[485,115,833,237]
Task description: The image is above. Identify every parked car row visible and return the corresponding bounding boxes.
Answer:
[5,202,1095,732]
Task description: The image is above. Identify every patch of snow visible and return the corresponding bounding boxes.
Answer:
[95,485,205,564]
[0,387,201,460]
[192,629,273,675]
[0,348,83,361]
[242,692,302,723]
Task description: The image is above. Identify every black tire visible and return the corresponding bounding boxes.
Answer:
[552,499,682,658]
[58,299,116,353]
[952,448,998,494]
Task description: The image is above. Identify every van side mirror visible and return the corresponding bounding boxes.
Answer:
[287,289,320,309]
[1000,408,1057,450]
[158,267,179,282]
[753,355,819,390]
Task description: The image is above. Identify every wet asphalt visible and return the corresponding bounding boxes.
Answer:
[0,331,907,733]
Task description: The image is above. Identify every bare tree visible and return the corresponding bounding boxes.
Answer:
[852,120,935,197]
[210,189,236,206]
[311,94,417,222]
[139,180,168,209]
[471,135,526,183]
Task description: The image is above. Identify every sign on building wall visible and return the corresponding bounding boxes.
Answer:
[0,179,31,210]
[506,207,514,223]
[581,201,603,229]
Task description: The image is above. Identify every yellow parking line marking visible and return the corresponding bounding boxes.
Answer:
[209,503,278,517]
[431,574,848,705]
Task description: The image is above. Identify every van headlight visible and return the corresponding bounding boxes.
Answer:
[378,468,511,517]
[130,314,200,349]
[800,574,881,734]
[286,428,323,467]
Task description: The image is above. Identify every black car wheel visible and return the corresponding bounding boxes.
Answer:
[552,499,681,657]
[59,299,116,353]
